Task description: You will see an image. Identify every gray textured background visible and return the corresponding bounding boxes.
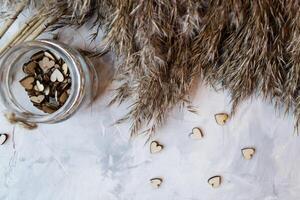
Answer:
[0,7,299,200]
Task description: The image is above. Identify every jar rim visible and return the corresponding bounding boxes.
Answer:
[0,39,87,123]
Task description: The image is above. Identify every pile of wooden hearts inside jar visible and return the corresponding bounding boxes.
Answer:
[19,50,71,114]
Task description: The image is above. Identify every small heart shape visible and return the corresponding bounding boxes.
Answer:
[30,95,45,104]
[44,51,56,61]
[39,57,55,72]
[34,80,44,92]
[190,127,203,140]
[150,141,163,154]
[242,147,255,160]
[50,69,64,82]
[59,91,69,104]
[31,51,45,61]
[62,63,68,75]
[23,61,37,75]
[215,113,229,125]
[19,76,35,90]
[150,178,163,188]
[208,176,222,188]
[0,134,8,145]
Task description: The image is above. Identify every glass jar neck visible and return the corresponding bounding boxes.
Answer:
[0,40,96,123]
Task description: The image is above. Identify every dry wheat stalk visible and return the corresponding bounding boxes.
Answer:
[0,2,26,38]
[0,6,59,55]
[25,15,59,41]
[12,16,47,45]
[0,12,42,54]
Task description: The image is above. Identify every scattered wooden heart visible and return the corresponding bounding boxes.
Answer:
[34,80,44,92]
[49,96,60,107]
[59,91,68,104]
[23,61,37,75]
[190,127,203,140]
[30,95,45,104]
[150,141,163,154]
[20,50,71,114]
[44,51,56,60]
[0,134,8,145]
[241,147,255,160]
[208,176,222,188]
[31,51,45,61]
[62,63,68,75]
[41,104,56,114]
[54,64,60,69]
[19,76,35,90]
[150,178,163,188]
[39,57,55,72]
[50,69,64,82]
[215,113,229,125]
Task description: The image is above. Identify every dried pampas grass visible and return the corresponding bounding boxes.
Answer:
[2,0,300,135]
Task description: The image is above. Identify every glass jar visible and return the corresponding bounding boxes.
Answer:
[0,40,98,123]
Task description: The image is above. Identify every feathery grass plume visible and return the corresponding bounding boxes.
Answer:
[191,0,234,85]
[285,1,300,129]
[3,0,300,135]
[213,1,287,113]
[295,95,300,131]
[110,0,209,136]
[110,0,171,135]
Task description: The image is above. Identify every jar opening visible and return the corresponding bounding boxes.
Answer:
[0,40,93,123]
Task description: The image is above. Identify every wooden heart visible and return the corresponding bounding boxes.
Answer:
[150,178,163,188]
[19,76,35,90]
[44,51,56,61]
[30,95,45,104]
[150,141,163,154]
[190,127,203,140]
[34,80,44,92]
[54,64,60,69]
[50,69,64,82]
[0,134,8,145]
[208,176,222,188]
[242,147,255,160]
[31,51,44,61]
[23,61,37,75]
[59,91,68,104]
[215,113,229,125]
[62,63,68,75]
[39,57,55,72]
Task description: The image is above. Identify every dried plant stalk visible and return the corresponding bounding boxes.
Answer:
[0,11,44,55]
[25,15,58,41]
[0,2,26,38]
[0,17,38,54]
[11,16,47,46]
